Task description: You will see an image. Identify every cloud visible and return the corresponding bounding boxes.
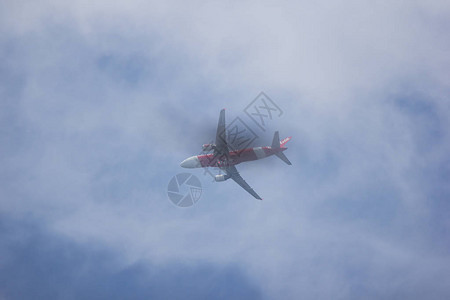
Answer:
[0,215,262,300]
[1,0,449,299]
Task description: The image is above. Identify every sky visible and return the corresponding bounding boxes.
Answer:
[1,0,450,299]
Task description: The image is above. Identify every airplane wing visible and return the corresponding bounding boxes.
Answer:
[213,110,262,200]
[223,165,262,200]
[214,109,229,158]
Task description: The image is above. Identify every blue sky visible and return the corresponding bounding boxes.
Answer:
[1,1,450,299]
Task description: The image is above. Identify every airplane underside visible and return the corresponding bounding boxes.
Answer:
[197,146,286,168]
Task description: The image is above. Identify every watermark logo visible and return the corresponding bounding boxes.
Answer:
[196,92,283,183]
[220,117,258,154]
[169,92,284,204]
[167,173,202,207]
[244,92,283,131]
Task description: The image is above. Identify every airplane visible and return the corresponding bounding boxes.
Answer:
[180,109,291,200]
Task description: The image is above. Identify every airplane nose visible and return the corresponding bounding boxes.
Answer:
[180,159,188,168]
[180,156,200,168]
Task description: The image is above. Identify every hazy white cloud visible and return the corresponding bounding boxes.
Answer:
[1,0,449,299]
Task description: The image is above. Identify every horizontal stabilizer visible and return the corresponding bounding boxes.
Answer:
[275,151,292,165]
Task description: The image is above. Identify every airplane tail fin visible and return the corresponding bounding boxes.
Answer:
[271,131,292,165]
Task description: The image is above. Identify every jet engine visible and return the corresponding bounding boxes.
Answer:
[202,144,215,151]
[214,174,230,182]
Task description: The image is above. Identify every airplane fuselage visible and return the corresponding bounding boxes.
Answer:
[180,146,287,168]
